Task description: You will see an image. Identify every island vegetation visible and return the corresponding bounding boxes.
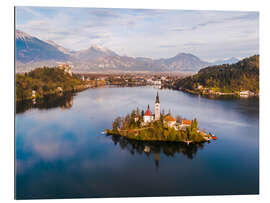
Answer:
[173,55,259,97]
[106,108,213,143]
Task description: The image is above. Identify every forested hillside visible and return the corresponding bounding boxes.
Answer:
[174,55,259,94]
[16,67,85,101]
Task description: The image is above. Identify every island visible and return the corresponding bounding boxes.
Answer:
[106,92,215,143]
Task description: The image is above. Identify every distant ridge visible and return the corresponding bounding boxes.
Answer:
[157,53,210,72]
[74,44,118,61]
[213,57,239,65]
[15,30,226,73]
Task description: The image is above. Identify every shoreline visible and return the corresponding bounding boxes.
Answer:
[173,87,259,99]
[15,85,89,102]
[16,83,259,103]
[106,127,213,144]
[106,131,209,144]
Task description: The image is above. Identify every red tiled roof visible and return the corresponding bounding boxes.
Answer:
[144,109,152,116]
[182,120,192,125]
[164,115,176,122]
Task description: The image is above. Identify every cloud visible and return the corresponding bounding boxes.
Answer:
[159,45,177,48]
[16,7,259,61]
[89,9,121,19]
[172,12,259,33]
[225,12,259,21]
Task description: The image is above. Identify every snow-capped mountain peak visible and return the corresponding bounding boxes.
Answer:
[90,44,114,54]
[16,30,212,72]
[16,29,33,40]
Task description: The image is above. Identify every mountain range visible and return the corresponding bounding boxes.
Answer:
[15,30,238,73]
[16,30,69,63]
[213,57,239,65]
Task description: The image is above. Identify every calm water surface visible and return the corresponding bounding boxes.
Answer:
[15,86,259,199]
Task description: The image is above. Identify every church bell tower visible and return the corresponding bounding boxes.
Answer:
[155,92,160,120]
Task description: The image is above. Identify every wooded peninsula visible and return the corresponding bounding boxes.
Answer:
[173,55,259,97]
[16,64,105,102]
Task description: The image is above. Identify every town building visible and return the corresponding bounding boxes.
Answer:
[32,90,36,98]
[143,92,161,123]
[181,119,192,126]
[239,90,255,97]
[57,86,63,93]
[163,115,176,127]
[58,64,72,76]
[141,92,191,130]
[240,90,250,96]
[161,76,166,81]
[179,119,192,130]
[143,104,154,123]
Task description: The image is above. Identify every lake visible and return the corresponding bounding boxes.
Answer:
[15,86,259,199]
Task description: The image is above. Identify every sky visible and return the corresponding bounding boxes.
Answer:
[15,6,259,61]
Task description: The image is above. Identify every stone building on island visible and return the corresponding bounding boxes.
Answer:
[154,92,160,120]
[163,115,176,127]
[142,92,192,130]
[143,92,160,123]
[143,104,154,123]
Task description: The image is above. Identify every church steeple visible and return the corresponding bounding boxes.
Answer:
[155,92,160,120]
[155,92,160,104]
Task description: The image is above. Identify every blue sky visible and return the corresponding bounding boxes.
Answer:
[16,7,259,61]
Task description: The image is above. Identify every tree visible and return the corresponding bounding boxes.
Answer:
[123,114,131,129]
[16,66,86,101]
[136,107,140,116]
[176,115,182,123]
[191,118,198,129]
[186,127,191,140]
[193,118,198,128]
[112,117,122,131]
[161,109,165,115]
[42,85,49,92]
[131,110,136,117]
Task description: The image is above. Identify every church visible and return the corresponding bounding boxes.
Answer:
[143,92,160,123]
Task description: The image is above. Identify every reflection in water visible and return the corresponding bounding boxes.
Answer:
[16,92,75,114]
[108,134,206,170]
[15,87,259,198]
